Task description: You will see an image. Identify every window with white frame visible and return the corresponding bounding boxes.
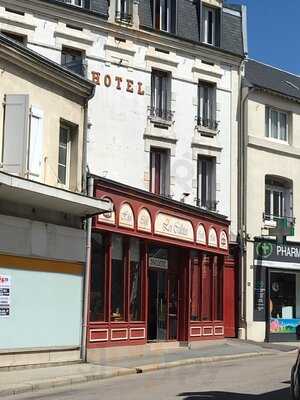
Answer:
[265,176,293,220]
[202,6,220,46]
[154,0,176,33]
[197,156,216,211]
[58,124,71,187]
[266,107,289,142]
[198,81,217,130]
[116,0,133,22]
[150,69,172,121]
[65,0,83,7]
[150,147,170,196]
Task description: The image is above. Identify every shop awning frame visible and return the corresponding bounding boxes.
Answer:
[0,171,112,218]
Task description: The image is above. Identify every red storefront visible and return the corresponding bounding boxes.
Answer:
[87,177,237,360]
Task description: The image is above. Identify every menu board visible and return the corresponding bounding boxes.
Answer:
[253,266,267,321]
[0,275,11,317]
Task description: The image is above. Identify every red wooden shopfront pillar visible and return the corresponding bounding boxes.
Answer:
[223,253,238,338]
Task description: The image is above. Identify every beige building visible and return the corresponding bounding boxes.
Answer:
[0,34,110,367]
[241,59,300,342]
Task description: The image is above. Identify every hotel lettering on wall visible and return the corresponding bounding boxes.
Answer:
[91,71,145,95]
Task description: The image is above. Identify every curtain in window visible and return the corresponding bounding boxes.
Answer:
[130,238,141,321]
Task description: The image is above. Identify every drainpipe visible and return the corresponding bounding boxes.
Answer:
[81,175,94,362]
[239,74,254,340]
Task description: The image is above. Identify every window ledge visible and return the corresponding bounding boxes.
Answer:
[196,125,219,137]
[149,116,173,128]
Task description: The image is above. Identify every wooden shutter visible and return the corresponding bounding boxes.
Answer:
[28,106,44,181]
[2,94,29,176]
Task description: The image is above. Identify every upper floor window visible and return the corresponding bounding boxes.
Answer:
[2,31,26,44]
[150,69,173,122]
[58,124,72,187]
[266,107,288,142]
[198,81,217,131]
[65,0,84,7]
[154,0,176,33]
[265,176,293,221]
[197,156,216,211]
[202,6,220,46]
[116,0,133,23]
[150,147,170,196]
[61,47,85,76]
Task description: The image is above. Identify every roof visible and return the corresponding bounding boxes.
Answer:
[245,59,300,102]
[0,33,95,100]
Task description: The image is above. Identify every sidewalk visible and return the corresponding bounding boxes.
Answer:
[0,339,295,397]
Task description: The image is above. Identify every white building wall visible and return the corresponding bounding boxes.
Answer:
[0,1,242,239]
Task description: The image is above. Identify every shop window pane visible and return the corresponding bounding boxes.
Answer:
[213,258,223,321]
[201,256,213,321]
[191,257,201,321]
[130,238,141,321]
[111,235,124,321]
[270,272,295,319]
[90,233,106,321]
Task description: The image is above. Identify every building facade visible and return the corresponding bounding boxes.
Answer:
[241,60,300,342]
[0,0,247,357]
[0,34,110,367]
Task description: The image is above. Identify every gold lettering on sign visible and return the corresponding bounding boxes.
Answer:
[154,213,194,242]
[91,71,145,95]
[219,230,228,250]
[137,208,152,233]
[196,224,207,245]
[208,228,218,247]
[98,197,116,225]
[119,203,135,229]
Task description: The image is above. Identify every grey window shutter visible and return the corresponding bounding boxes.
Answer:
[2,94,29,176]
[28,106,44,181]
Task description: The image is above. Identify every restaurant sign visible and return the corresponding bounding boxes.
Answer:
[154,213,194,242]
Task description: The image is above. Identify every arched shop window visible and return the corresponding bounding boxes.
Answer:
[90,232,143,323]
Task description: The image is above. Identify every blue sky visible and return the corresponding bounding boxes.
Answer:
[226,0,300,75]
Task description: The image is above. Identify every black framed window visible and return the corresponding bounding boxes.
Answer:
[90,233,106,322]
[61,47,85,76]
[116,0,133,23]
[202,6,220,47]
[111,234,125,321]
[154,0,176,33]
[150,147,170,196]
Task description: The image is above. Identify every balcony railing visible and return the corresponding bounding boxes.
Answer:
[115,11,133,24]
[148,106,174,124]
[62,60,85,77]
[197,199,218,212]
[263,213,295,236]
[65,0,90,9]
[197,117,219,131]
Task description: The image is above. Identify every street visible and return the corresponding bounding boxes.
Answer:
[7,352,295,400]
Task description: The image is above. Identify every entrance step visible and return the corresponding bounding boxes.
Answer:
[146,342,187,352]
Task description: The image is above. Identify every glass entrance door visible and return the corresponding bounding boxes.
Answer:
[148,269,179,341]
[148,269,167,341]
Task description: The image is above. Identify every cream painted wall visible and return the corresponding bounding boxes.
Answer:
[0,59,85,192]
[245,90,300,341]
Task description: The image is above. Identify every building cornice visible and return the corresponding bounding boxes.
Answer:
[1,0,244,66]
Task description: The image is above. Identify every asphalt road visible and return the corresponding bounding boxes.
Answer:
[5,352,296,400]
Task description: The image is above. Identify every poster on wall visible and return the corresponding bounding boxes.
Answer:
[0,275,11,317]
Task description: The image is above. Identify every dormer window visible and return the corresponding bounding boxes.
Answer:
[65,0,83,7]
[116,0,133,23]
[202,6,220,46]
[154,0,176,34]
